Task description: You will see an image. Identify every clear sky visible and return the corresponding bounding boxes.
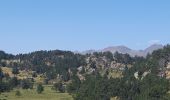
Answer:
[0,0,169,54]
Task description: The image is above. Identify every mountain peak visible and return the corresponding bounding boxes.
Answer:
[144,44,163,53]
[80,44,164,57]
[102,45,131,54]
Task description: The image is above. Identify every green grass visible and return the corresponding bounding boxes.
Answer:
[0,85,73,100]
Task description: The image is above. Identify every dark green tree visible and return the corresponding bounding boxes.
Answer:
[53,82,65,93]
[36,84,44,94]
[67,75,81,94]
[12,67,19,77]
[0,68,4,82]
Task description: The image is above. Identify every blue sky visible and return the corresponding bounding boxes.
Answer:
[0,0,169,54]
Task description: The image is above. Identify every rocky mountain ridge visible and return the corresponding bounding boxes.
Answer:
[81,44,163,57]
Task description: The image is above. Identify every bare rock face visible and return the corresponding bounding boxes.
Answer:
[110,61,125,69]
[165,62,170,79]
[167,62,170,69]
[81,54,127,75]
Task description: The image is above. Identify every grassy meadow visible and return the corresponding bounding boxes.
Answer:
[0,85,73,100]
[0,67,73,100]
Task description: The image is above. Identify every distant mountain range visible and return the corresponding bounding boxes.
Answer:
[80,44,164,57]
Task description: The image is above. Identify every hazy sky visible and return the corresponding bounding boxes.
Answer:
[0,0,169,54]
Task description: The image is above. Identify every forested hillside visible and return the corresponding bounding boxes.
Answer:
[67,45,170,100]
[0,45,170,100]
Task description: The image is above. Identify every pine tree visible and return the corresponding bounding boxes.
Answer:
[36,84,44,94]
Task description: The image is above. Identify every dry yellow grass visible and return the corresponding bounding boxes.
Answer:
[109,70,123,78]
[1,67,13,77]
[111,97,119,100]
[1,67,45,83]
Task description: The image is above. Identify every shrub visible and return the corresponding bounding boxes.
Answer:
[15,90,21,96]
[36,84,44,94]
[53,82,65,93]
